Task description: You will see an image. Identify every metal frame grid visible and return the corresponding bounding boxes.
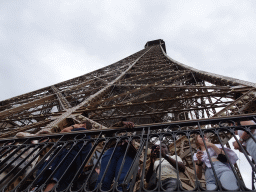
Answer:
[1,39,256,191]
[0,115,255,191]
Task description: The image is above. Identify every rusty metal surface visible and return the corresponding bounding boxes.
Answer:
[0,40,256,191]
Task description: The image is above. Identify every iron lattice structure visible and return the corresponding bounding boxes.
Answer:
[0,39,256,191]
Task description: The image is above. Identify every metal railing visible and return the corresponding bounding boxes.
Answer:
[0,115,256,191]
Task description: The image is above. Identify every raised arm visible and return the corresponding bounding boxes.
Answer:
[194,151,203,179]
[233,121,255,150]
[61,123,85,133]
[146,148,157,183]
[205,142,224,155]
[161,148,185,172]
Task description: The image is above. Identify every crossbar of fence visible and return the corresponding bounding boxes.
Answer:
[0,115,256,191]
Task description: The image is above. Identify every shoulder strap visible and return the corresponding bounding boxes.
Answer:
[155,158,164,171]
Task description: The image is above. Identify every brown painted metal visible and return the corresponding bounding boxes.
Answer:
[1,39,256,189]
[1,38,256,137]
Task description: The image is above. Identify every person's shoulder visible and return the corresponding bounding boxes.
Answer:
[170,154,182,161]
[154,158,161,163]
[170,154,180,157]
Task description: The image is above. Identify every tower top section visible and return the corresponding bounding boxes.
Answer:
[145,39,166,53]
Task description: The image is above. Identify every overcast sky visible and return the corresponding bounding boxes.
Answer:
[1,0,255,187]
[1,0,256,101]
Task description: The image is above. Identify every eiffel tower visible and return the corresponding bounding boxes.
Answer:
[0,39,256,191]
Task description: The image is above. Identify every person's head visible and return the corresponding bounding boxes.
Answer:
[195,134,208,150]
[151,143,169,154]
[81,121,93,130]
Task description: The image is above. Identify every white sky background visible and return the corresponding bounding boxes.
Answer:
[1,0,256,101]
[229,137,253,189]
[1,0,256,188]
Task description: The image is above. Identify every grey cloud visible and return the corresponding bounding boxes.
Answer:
[1,0,256,187]
[1,0,256,101]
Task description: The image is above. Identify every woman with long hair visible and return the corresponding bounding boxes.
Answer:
[193,134,238,190]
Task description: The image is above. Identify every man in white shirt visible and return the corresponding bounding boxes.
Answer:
[146,144,185,191]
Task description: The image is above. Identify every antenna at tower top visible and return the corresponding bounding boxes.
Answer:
[145,39,166,53]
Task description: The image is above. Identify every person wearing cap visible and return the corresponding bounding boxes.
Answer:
[146,143,185,191]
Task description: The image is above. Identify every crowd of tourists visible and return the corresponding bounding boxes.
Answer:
[1,120,256,191]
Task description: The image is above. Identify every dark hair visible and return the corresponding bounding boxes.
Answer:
[195,134,208,150]
[195,135,201,150]
[81,120,93,130]
[151,145,158,151]
[151,144,169,152]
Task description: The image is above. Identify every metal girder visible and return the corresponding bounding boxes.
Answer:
[51,86,72,110]
[44,47,153,129]
[1,40,256,191]
[0,95,56,119]
[0,119,52,138]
